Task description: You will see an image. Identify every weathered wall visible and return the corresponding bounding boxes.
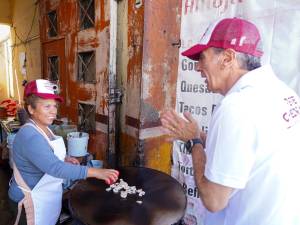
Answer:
[118,0,144,168]
[39,0,112,161]
[0,42,8,100]
[38,0,181,172]
[0,0,12,24]
[11,0,41,103]
[0,0,11,101]
[118,0,181,174]
[0,0,40,103]
[140,0,181,173]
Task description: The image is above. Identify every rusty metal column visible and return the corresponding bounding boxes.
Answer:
[107,0,118,168]
[108,0,123,168]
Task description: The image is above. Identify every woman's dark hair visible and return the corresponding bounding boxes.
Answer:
[24,94,42,117]
[212,47,261,71]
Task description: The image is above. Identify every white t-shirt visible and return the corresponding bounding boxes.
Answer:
[204,65,300,225]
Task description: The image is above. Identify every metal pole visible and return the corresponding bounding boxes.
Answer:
[107,0,118,168]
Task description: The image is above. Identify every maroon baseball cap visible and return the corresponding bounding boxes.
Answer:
[24,79,63,102]
[182,17,263,60]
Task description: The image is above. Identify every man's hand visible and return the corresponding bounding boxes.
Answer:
[160,109,201,142]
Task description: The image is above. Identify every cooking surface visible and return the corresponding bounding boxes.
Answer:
[69,167,187,225]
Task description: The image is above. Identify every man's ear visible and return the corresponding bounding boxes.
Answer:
[222,48,236,68]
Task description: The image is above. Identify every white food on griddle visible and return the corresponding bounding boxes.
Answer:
[113,188,120,193]
[138,191,145,197]
[120,191,128,198]
[105,178,145,202]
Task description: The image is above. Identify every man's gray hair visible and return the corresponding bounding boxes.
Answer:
[236,52,261,71]
[212,47,261,71]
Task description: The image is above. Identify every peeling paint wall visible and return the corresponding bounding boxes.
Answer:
[39,0,181,171]
[0,0,183,174]
[126,0,144,121]
[139,0,181,173]
[118,0,181,174]
[40,0,111,163]
[116,0,128,137]
[118,0,144,167]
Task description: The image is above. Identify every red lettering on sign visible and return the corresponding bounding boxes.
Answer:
[184,0,244,15]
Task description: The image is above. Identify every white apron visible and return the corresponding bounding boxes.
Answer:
[13,122,66,225]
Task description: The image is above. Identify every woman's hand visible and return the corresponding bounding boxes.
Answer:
[65,156,80,165]
[160,109,203,142]
[87,168,119,185]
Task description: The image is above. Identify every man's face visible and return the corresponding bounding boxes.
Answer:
[196,48,226,94]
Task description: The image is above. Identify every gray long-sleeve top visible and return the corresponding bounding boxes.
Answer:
[8,123,88,202]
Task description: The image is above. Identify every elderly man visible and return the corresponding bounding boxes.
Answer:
[161,17,300,225]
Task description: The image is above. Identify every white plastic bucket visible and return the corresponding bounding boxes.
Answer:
[67,132,89,157]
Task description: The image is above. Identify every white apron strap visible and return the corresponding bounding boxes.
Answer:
[26,121,55,147]
[12,162,35,225]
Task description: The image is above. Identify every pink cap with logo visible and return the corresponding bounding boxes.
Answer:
[24,79,63,102]
[182,17,263,60]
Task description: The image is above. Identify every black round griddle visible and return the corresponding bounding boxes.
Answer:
[69,167,187,225]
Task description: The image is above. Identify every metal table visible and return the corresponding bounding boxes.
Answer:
[69,167,187,225]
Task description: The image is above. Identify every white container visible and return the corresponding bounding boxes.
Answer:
[67,132,89,157]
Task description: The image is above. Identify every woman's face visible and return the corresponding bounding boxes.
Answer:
[28,98,58,128]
